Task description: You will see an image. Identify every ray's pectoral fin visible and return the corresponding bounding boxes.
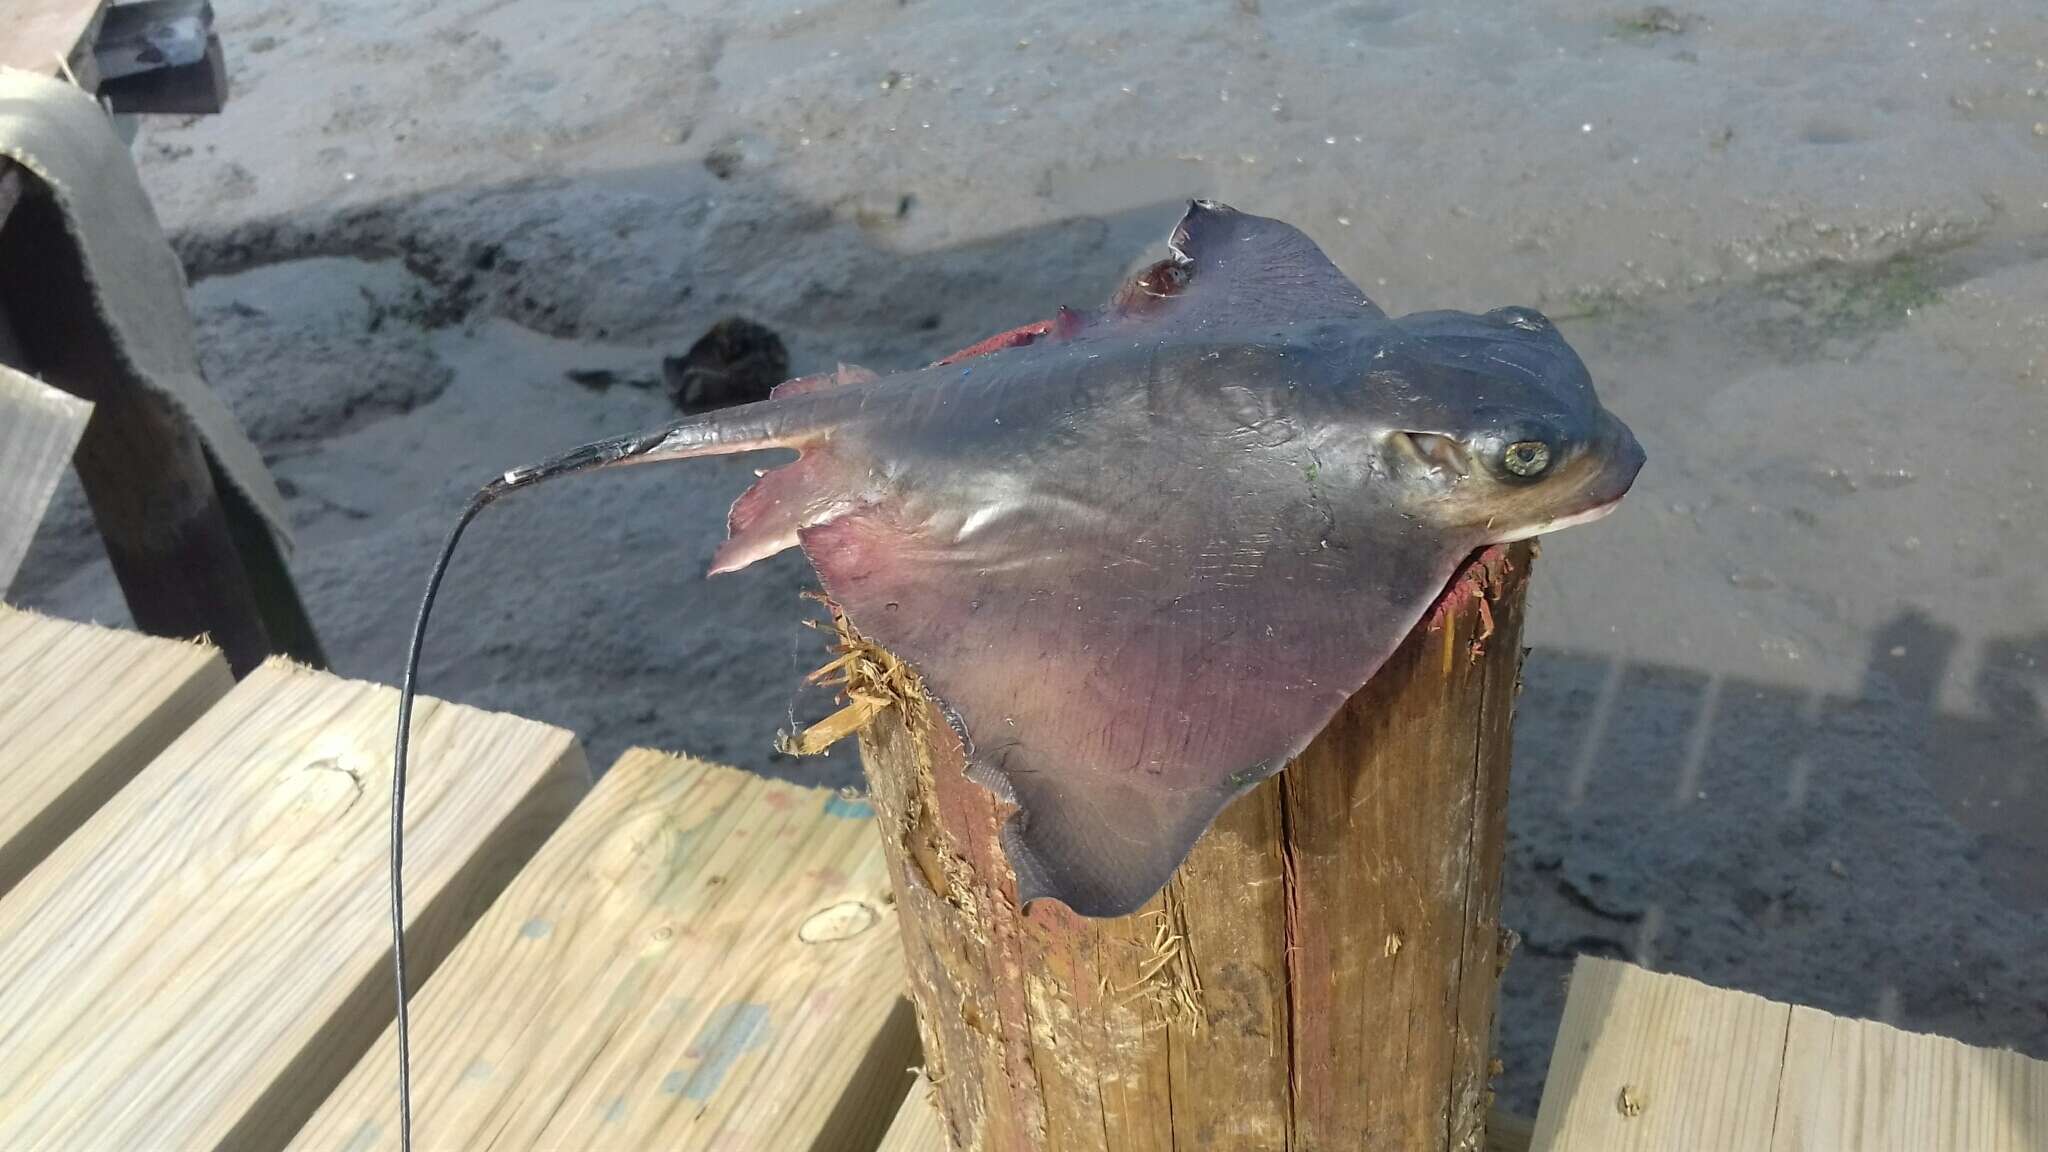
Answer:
[904,199,1389,371]
[992,762,1254,919]
[794,506,1439,921]
[1151,200,1387,329]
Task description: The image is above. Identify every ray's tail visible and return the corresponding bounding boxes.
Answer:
[488,396,808,495]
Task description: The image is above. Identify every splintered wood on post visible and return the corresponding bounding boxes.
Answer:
[839,542,1534,1152]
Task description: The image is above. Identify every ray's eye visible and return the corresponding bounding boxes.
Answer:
[1502,440,1552,478]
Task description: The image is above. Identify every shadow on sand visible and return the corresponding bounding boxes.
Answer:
[1503,607,2047,1116]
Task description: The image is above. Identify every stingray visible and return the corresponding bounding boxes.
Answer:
[383,200,1642,1147]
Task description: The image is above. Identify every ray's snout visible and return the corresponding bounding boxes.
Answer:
[1589,408,1647,508]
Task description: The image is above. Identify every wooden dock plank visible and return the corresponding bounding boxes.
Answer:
[1531,957,2048,1151]
[0,659,586,1152]
[292,749,920,1152]
[878,1083,948,1152]
[1530,957,1792,1151]
[0,367,92,592]
[1771,1004,2048,1150]
[0,603,228,895]
[876,1081,1543,1152]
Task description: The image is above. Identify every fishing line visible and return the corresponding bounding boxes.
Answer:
[388,421,676,1150]
[389,486,494,1152]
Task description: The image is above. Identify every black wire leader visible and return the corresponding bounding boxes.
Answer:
[389,487,492,1152]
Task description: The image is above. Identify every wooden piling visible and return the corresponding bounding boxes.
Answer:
[848,541,1535,1152]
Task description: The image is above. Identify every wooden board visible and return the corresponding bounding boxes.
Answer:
[0,366,91,592]
[1532,957,2048,1151]
[0,603,227,895]
[878,1082,949,1152]
[0,659,586,1152]
[292,749,921,1152]
[1771,1004,2048,1150]
[876,1087,1538,1152]
[0,0,108,77]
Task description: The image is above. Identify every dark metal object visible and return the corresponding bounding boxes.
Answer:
[92,0,213,82]
[98,33,226,115]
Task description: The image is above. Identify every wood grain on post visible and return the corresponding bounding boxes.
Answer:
[849,541,1534,1152]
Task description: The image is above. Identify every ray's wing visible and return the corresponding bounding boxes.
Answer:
[795,360,1462,917]
[1139,199,1385,330]
[720,202,1425,916]
[922,201,1382,366]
